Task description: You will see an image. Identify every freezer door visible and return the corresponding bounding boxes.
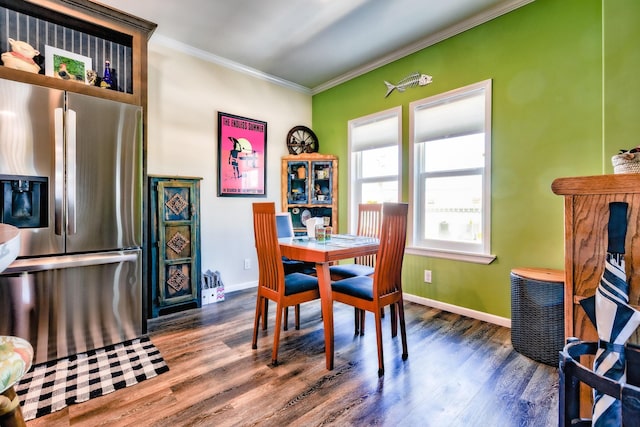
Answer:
[0,249,142,364]
[66,93,142,253]
[0,79,65,256]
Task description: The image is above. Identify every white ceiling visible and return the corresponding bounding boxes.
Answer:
[96,0,533,93]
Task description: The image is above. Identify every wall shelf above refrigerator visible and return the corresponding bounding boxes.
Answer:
[0,0,156,107]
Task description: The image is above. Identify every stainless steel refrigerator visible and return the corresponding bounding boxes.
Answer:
[0,78,143,364]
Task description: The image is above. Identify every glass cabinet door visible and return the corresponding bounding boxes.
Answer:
[311,161,332,204]
[281,154,338,235]
[287,161,308,204]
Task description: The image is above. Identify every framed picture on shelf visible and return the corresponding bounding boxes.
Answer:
[44,45,92,84]
[217,112,267,197]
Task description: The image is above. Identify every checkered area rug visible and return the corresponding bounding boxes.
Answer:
[14,336,169,421]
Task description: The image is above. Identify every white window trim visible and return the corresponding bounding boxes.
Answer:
[408,79,496,264]
[405,246,496,264]
[347,106,402,233]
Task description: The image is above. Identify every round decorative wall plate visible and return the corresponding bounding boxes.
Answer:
[287,125,319,154]
[300,209,312,226]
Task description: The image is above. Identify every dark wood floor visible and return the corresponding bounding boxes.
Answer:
[27,288,559,426]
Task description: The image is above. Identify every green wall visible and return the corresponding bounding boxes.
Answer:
[312,0,605,318]
[604,0,640,165]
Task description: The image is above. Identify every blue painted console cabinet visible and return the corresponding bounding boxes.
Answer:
[149,175,202,318]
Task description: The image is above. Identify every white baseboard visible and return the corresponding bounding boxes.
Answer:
[223,283,511,328]
[403,293,511,328]
[225,281,258,294]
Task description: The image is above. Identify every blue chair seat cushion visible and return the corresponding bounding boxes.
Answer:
[329,263,374,278]
[282,257,316,275]
[284,272,319,296]
[331,275,374,301]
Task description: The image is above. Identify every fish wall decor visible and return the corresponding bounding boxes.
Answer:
[384,72,433,97]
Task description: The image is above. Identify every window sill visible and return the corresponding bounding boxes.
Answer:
[405,246,497,265]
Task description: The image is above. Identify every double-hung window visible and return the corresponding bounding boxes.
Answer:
[348,107,401,233]
[409,79,494,264]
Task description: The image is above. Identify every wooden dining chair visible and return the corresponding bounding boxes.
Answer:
[331,202,409,376]
[276,212,316,276]
[330,203,382,279]
[251,202,320,365]
[329,203,383,335]
[274,211,315,331]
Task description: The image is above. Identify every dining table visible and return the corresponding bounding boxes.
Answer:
[279,234,379,370]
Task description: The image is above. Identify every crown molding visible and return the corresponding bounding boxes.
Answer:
[311,0,536,94]
[149,34,313,95]
[148,0,535,96]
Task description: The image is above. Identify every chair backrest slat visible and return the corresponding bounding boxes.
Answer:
[373,203,408,297]
[356,203,383,267]
[357,203,383,238]
[253,202,285,293]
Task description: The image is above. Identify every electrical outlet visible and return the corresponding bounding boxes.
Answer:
[244,258,251,270]
[424,269,432,283]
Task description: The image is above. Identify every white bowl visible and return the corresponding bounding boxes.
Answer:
[0,224,20,273]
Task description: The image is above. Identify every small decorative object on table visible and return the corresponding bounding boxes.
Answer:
[612,146,640,173]
[315,224,326,242]
[1,38,41,74]
[305,217,323,238]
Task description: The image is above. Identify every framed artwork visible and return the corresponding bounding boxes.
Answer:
[217,112,267,197]
[44,45,92,84]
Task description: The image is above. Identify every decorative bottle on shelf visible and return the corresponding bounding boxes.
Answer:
[101,60,113,89]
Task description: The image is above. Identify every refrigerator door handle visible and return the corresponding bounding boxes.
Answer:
[1,251,140,274]
[54,108,64,236]
[66,109,77,235]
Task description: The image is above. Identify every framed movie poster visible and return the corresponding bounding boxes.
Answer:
[217,112,267,197]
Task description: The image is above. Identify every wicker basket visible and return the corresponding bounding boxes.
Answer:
[510,269,564,366]
[612,152,640,174]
